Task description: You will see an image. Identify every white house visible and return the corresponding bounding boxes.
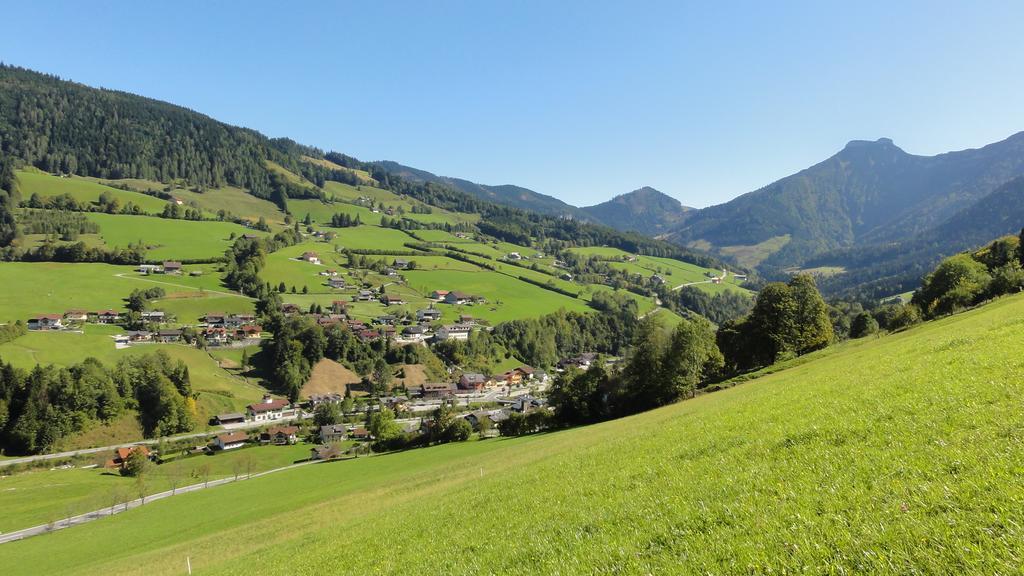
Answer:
[246,395,291,422]
[214,431,248,450]
[435,324,472,341]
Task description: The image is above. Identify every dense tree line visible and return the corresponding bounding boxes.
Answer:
[0,156,17,247]
[0,351,194,454]
[16,208,99,239]
[660,285,753,325]
[328,212,361,227]
[911,232,1024,317]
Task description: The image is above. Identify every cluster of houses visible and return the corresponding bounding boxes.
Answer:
[28,309,122,331]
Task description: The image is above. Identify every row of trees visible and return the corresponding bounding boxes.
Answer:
[912,232,1024,317]
[0,351,195,454]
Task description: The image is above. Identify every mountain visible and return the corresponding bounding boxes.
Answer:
[372,160,589,219]
[579,186,691,236]
[667,134,1024,270]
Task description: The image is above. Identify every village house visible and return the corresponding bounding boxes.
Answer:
[443,291,474,305]
[401,324,428,341]
[560,272,574,281]
[215,413,246,425]
[105,445,152,470]
[162,261,183,274]
[235,324,262,341]
[459,373,490,391]
[506,252,522,261]
[310,444,343,460]
[348,426,371,440]
[214,431,249,450]
[140,311,166,323]
[300,251,321,265]
[126,330,153,343]
[464,409,509,430]
[417,382,457,399]
[307,393,344,408]
[137,264,160,274]
[281,303,301,315]
[155,329,182,343]
[203,327,229,345]
[380,294,405,306]
[558,352,599,371]
[28,314,64,330]
[393,258,410,269]
[357,329,383,343]
[63,310,88,323]
[319,424,347,444]
[246,395,291,422]
[354,289,375,302]
[261,425,299,445]
[204,312,226,326]
[430,290,450,300]
[416,307,442,322]
[375,314,398,325]
[509,395,546,414]
[95,310,121,324]
[328,277,346,289]
[651,274,666,285]
[499,366,535,386]
[435,324,472,341]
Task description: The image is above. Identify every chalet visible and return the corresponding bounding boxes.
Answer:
[651,274,666,285]
[242,233,260,240]
[506,252,522,261]
[459,373,490,391]
[228,314,255,326]
[203,327,229,345]
[558,352,599,371]
[346,320,367,331]
[96,310,121,324]
[331,300,348,314]
[430,290,450,300]
[327,277,346,289]
[560,272,574,281]
[204,312,226,326]
[140,311,166,322]
[348,426,371,440]
[300,251,321,265]
[125,330,153,343]
[261,425,299,445]
[354,290,375,302]
[459,314,475,325]
[383,395,409,411]
[137,264,160,274]
[213,431,248,450]
[393,258,410,269]
[281,303,301,315]
[357,329,382,343]
[162,261,183,274]
[464,409,509,429]
[319,424,347,444]
[418,382,457,399]
[310,444,343,460]
[499,369,525,386]
[711,276,722,284]
[28,314,64,330]
[246,395,290,422]
[155,329,182,343]
[443,291,473,305]
[316,315,342,327]
[401,325,428,341]
[215,413,246,425]
[509,395,546,414]
[235,324,262,340]
[380,295,405,306]
[435,324,472,341]
[308,393,344,407]
[105,445,152,469]
[375,314,397,325]
[416,307,442,322]
[64,310,88,323]
[383,267,398,277]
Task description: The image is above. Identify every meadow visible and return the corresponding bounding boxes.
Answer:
[84,213,256,261]
[16,170,170,214]
[5,292,1024,574]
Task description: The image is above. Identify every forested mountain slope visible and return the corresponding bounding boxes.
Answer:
[579,186,692,236]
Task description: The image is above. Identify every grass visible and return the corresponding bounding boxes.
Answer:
[716,234,791,269]
[15,170,170,214]
[84,213,257,261]
[0,262,138,320]
[5,292,1024,574]
[0,443,314,534]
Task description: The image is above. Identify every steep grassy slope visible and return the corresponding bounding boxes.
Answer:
[5,293,1023,574]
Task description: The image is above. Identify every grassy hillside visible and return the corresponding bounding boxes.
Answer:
[6,292,1024,574]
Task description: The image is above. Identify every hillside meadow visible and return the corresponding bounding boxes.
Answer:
[5,288,1023,574]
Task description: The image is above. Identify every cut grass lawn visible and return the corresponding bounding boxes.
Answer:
[84,213,257,261]
[6,293,1024,574]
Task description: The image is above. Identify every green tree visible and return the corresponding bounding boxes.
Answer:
[120,448,150,478]
[313,402,341,427]
[367,406,400,442]
[849,312,879,338]
[657,316,724,402]
[913,254,991,316]
[788,275,833,354]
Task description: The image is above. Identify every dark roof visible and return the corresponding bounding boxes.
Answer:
[216,431,248,444]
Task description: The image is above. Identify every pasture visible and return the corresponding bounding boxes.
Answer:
[5,293,1024,574]
[84,214,255,261]
[15,171,170,214]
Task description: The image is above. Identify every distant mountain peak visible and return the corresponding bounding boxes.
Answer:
[580,186,691,235]
[843,137,898,150]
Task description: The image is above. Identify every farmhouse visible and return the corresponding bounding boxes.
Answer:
[261,425,299,445]
[459,373,490,391]
[393,258,410,269]
[443,291,473,305]
[348,426,371,440]
[300,251,321,265]
[401,324,428,341]
[506,252,522,261]
[509,395,546,414]
[162,261,183,274]
[417,382,457,399]
[63,310,88,323]
[214,431,248,450]
[215,413,246,425]
[380,295,405,306]
[328,277,346,289]
[430,290,450,300]
[651,274,666,285]
[235,324,262,341]
[307,393,344,407]
[435,324,472,341]
[95,310,121,324]
[203,327,229,345]
[204,312,226,326]
[155,329,182,343]
[320,424,347,444]
[416,307,442,321]
[105,445,152,470]
[499,366,535,386]
[140,311,165,322]
[137,264,160,274]
[558,352,599,371]
[246,395,291,422]
[28,314,63,330]
[125,330,153,343]
[281,303,301,315]
[354,290,376,302]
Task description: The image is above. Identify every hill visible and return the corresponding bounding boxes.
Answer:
[667,134,1024,272]
[580,186,692,235]
[4,289,1023,574]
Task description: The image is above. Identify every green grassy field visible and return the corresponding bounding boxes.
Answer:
[5,292,1024,574]
[0,443,314,534]
[0,262,137,320]
[16,170,171,214]
[84,213,256,261]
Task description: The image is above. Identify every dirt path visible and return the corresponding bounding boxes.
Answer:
[113,273,253,300]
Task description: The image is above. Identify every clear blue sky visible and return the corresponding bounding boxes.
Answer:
[3,1,1023,208]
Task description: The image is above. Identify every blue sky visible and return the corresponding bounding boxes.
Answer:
[2,1,1023,207]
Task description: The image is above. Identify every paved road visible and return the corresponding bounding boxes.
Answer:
[0,412,309,468]
[0,459,321,545]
